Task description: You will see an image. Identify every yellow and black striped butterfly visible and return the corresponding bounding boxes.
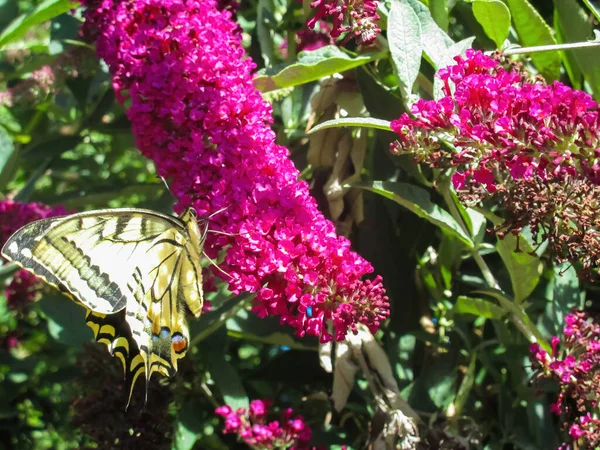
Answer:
[1,207,207,403]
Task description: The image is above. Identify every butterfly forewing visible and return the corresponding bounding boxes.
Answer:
[1,208,206,403]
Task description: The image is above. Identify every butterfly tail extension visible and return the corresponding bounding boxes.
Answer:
[84,309,147,409]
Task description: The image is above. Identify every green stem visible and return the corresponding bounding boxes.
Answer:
[190,296,251,345]
[472,252,500,290]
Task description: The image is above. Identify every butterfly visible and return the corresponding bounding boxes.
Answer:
[1,207,207,404]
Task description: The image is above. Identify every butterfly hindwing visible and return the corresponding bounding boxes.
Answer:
[85,309,147,403]
[124,223,204,387]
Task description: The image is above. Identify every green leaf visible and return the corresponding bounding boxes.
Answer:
[539,263,582,335]
[506,0,560,81]
[555,0,600,99]
[355,181,473,247]
[207,337,249,411]
[496,234,542,304]
[0,0,78,50]
[253,46,382,92]
[174,422,199,450]
[256,0,275,67]
[432,37,475,100]
[227,309,317,351]
[388,0,422,101]
[427,372,457,409]
[455,296,505,320]
[308,117,392,134]
[14,157,53,202]
[190,294,250,345]
[38,294,91,348]
[582,0,600,23]
[429,0,449,31]
[477,289,550,352]
[472,0,511,49]
[401,0,454,69]
[0,124,16,191]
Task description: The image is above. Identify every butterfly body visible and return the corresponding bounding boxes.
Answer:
[2,207,207,402]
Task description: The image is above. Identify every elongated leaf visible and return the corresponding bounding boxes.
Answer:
[477,289,550,352]
[496,234,542,304]
[355,181,473,247]
[190,294,250,344]
[432,37,475,100]
[539,263,582,335]
[429,0,449,31]
[227,310,316,351]
[308,117,392,134]
[0,124,16,191]
[388,0,422,101]
[254,46,382,92]
[0,0,77,49]
[256,0,275,67]
[582,0,600,23]
[506,0,560,80]
[455,296,505,320]
[403,0,454,68]
[472,0,511,49]
[14,157,53,202]
[555,0,600,98]
[211,356,249,411]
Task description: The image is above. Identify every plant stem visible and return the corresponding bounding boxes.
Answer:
[439,183,501,290]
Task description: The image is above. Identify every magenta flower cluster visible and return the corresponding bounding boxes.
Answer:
[80,0,388,343]
[0,200,68,308]
[216,400,316,449]
[307,0,380,45]
[391,50,600,192]
[530,311,600,448]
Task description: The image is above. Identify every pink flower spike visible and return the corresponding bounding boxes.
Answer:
[80,0,388,342]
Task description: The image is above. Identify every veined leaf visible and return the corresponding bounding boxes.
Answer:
[402,0,454,69]
[355,181,473,247]
[472,0,511,49]
[253,46,382,92]
[506,0,560,81]
[455,296,505,320]
[0,0,78,50]
[388,0,422,102]
[496,233,542,304]
[432,37,475,100]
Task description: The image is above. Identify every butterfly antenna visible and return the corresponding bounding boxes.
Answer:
[208,206,229,219]
[158,176,173,195]
[202,251,232,279]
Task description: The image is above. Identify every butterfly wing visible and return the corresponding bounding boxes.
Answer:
[2,207,206,403]
[2,209,183,314]
[85,309,147,404]
[123,223,204,396]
